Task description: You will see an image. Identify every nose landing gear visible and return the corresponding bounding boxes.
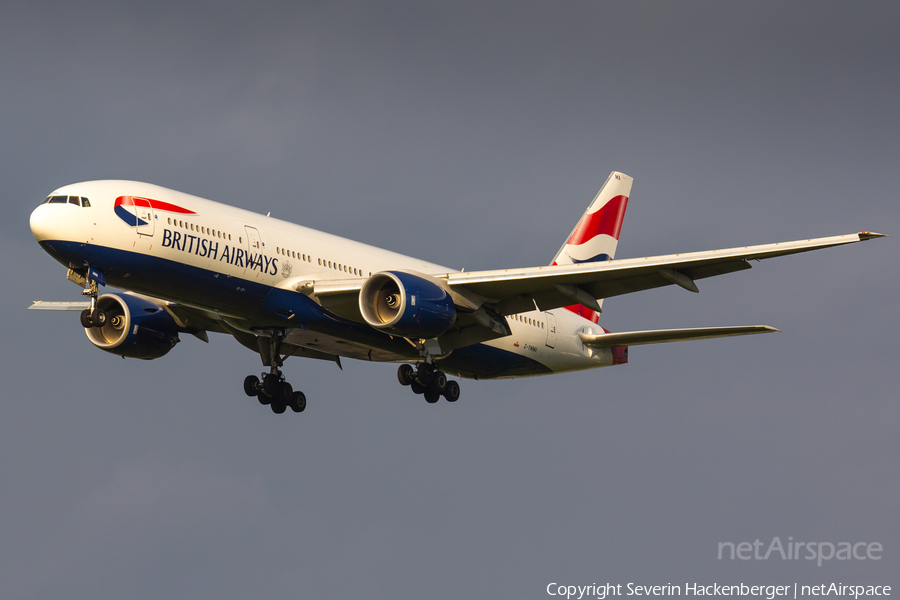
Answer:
[78,277,107,328]
[398,362,460,403]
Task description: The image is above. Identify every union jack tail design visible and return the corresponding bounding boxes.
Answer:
[552,171,632,322]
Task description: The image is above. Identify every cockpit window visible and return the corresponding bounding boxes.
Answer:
[41,195,91,207]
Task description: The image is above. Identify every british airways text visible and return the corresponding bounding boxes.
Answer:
[161,229,278,275]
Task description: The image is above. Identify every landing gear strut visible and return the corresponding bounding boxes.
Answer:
[397,361,461,403]
[243,330,307,414]
[79,278,106,328]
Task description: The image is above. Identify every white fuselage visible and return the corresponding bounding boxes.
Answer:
[30,180,617,379]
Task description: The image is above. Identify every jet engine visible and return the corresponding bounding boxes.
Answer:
[359,271,456,339]
[84,294,180,359]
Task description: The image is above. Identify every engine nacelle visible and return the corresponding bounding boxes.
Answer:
[84,294,180,359]
[359,271,456,339]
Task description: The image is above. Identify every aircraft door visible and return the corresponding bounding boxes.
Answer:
[545,312,558,348]
[245,225,262,253]
[136,199,155,236]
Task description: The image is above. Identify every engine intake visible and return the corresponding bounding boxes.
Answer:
[359,271,456,339]
[84,294,180,359]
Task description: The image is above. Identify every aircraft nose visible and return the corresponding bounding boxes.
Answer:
[30,204,58,241]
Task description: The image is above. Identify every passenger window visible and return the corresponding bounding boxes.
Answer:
[81,197,91,207]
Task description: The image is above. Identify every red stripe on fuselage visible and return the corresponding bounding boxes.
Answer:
[566,195,628,246]
[564,303,600,324]
[114,196,196,214]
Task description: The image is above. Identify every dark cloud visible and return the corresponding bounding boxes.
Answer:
[2,2,898,598]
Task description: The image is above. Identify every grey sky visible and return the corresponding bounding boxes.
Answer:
[2,2,898,598]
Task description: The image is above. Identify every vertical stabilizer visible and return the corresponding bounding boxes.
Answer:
[552,171,632,266]
[552,171,632,320]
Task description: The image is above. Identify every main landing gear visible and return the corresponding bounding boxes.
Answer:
[243,330,306,415]
[397,362,461,403]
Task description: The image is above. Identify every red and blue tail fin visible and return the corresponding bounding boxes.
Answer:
[552,171,632,322]
[552,171,632,266]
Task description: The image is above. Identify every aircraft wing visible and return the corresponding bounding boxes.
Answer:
[442,231,886,315]
[305,231,884,319]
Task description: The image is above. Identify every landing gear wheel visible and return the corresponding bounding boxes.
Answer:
[443,380,460,402]
[424,389,440,403]
[410,381,426,395]
[431,371,447,393]
[263,373,281,397]
[398,364,415,386]
[276,381,293,402]
[90,308,106,327]
[243,375,260,397]
[271,401,287,414]
[80,309,93,328]
[290,391,306,413]
[416,363,435,386]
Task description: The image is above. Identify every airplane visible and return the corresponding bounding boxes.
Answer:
[29,171,885,414]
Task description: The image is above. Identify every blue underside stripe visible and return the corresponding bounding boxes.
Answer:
[39,240,549,379]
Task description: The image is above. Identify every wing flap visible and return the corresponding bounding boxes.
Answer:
[579,325,779,348]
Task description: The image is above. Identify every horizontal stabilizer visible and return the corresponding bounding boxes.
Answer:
[578,325,779,348]
[29,301,91,311]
